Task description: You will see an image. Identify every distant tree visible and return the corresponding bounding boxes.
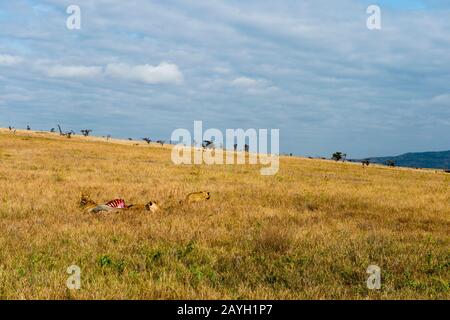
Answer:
[386,160,396,167]
[332,152,343,162]
[50,128,55,133]
[362,159,370,167]
[80,129,92,137]
[202,140,214,149]
[26,125,31,131]
[57,124,73,138]
[128,138,133,141]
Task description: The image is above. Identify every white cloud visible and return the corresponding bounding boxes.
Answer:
[0,93,31,104]
[105,62,183,85]
[37,61,183,85]
[432,94,450,104]
[230,77,278,94]
[213,67,231,74]
[46,65,103,78]
[0,54,23,66]
[231,77,268,88]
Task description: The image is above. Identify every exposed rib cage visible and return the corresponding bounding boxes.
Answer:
[105,199,127,209]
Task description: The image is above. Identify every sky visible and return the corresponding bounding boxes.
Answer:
[0,0,449,158]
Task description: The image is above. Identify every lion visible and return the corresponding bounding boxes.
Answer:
[79,193,99,212]
[80,193,119,213]
[127,201,160,214]
[181,191,211,204]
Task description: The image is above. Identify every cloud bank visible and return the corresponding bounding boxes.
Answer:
[105,62,183,84]
[0,54,23,66]
[46,65,103,78]
[39,61,184,85]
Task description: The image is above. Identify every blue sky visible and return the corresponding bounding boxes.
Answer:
[372,0,426,9]
[0,0,449,158]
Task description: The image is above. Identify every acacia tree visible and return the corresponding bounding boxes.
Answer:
[362,159,371,167]
[386,160,396,167]
[202,140,214,149]
[142,137,152,144]
[332,152,343,162]
[81,129,92,137]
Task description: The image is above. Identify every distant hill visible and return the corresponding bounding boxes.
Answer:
[359,150,450,169]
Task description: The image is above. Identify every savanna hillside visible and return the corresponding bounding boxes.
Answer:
[0,128,448,299]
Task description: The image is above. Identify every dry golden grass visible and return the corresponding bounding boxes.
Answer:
[0,129,448,299]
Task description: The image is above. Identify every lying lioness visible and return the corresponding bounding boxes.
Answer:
[127,201,160,213]
[80,193,160,214]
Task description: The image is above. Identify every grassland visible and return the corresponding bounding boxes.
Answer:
[0,128,448,299]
